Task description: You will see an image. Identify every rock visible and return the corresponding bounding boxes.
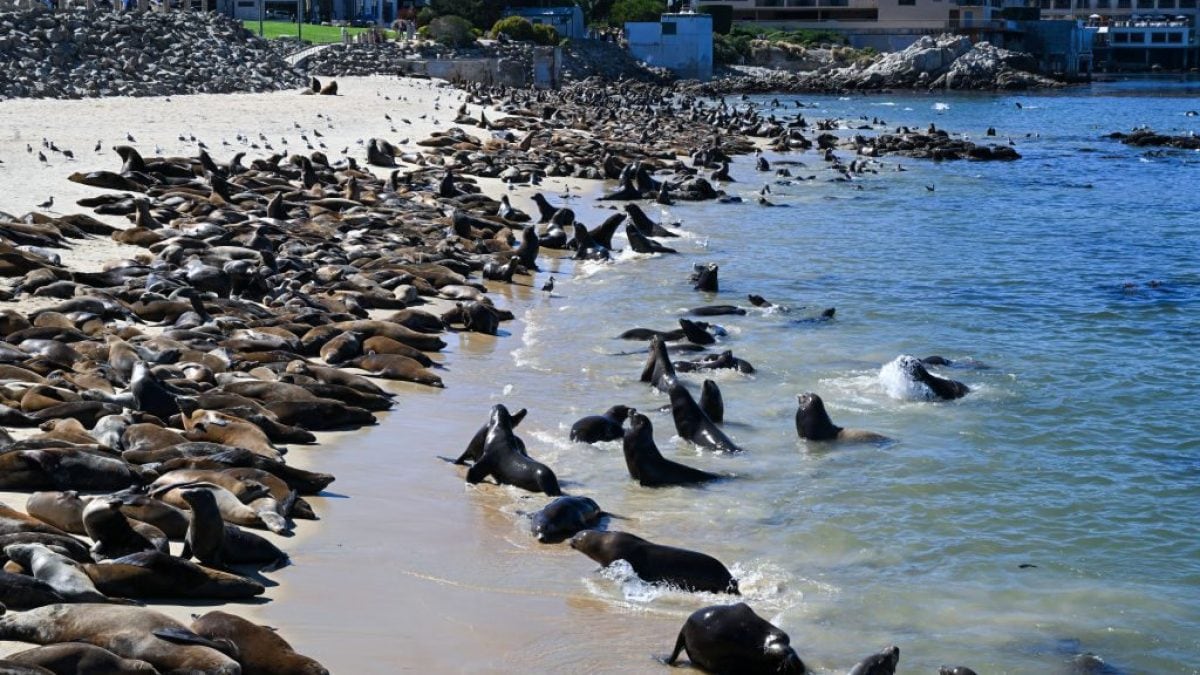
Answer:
[0,9,304,101]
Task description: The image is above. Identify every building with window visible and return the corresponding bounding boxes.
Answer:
[626,12,714,79]
[504,6,586,40]
[1037,0,1197,68]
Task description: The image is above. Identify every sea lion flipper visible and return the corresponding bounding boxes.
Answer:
[179,542,192,560]
[153,627,235,654]
[465,456,495,485]
[665,628,687,665]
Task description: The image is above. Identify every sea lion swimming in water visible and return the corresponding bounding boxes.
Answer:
[623,411,723,487]
[529,496,605,544]
[849,645,900,675]
[668,383,743,453]
[569,530,738,594]
[794,393,890,443]
[569,405,630,444]
[666,603,805,675]
[884,355,970,401]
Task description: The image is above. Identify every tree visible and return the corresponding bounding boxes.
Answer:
[609,0,665,25]
[430,0,502,30]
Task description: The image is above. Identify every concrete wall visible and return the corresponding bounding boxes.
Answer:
[398,57,532,87]
[626,13,714,79]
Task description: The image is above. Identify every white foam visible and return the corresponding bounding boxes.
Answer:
[933,102,951,111]
[878,354,936,401]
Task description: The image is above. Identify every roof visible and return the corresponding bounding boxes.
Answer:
[508,7,581,17]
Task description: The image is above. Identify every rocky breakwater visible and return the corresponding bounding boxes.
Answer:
[0,7,304,100]
[698,34,1059,94]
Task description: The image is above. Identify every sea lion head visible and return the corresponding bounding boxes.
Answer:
[795,393,840,441]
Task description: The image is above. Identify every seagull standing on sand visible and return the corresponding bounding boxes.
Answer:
[542,276,555,295]
[37,196,53,210]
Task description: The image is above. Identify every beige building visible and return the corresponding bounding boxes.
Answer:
[701,0,1014,30]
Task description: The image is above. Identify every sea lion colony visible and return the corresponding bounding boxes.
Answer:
[0,76,1003,674]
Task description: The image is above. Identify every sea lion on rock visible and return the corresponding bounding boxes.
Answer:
[190,610,329,675]
[529,496,604,544]
[6,643,156,674]
[849,645,900,675]
[795,393,890,443]
[669,382,743,453]
[464,405,561,496]
[0,604,241,674]
[623,411,722,487]
[666,603,805,674]
[569,530,738,594]
[568,405,630,444]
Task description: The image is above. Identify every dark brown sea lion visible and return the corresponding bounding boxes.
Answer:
[668,382,743,453]
[464,405,561,496]
[530,496,605,544]
[190,611,329,675]
[569,530,738,594]
[82,498,163,560]
[84,550,265,600]
[849,645,900,675]
[569,405,630,444]
[6,642,156,674]
[795,393,890,443]
[0,604,241,674]
[666,603,805,674]
[623,411,722,487]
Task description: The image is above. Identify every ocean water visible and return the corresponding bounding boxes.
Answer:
[272,78,1200,674]
[490,79,1200,673]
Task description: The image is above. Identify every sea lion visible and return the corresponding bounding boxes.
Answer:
[179,487,289,572]
[668,382,743,453]
[699,379,724,425]
[639,336,677,393]
[692,263,719,292]
[0,448,143,492]
[568,405,630,444]
[465,405,561,496]
[349,353,444,388]
[82,498,164,560]
[939,668,979,675]
[190,610,329,675]
[623,203,678,238]
[887,355,969,401]
[0,570,67,610]
[6,643,156,674]
[452,407,527,465]
[569,530,738,594]
[677,318,714,346]
[0,533,90,565]
[3,544,111,603]
[182,409,284,462]
[26,491,87,534]
[689,305,746,316]
[85,550,265,600]
[625,225,677,255]
[794,393,890,443]
[529,496,604,544]
[674,350,754,375]
[849,645,900,675]
[623,411,722,487]
[666,603,805,674]
[0,659,51,674]
[0,604,241,674]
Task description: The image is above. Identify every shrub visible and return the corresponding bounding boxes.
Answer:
[429,15,476,47]
[416,6,435,27]
[610,0,665,25]
[531,23,559,46]
[491,15,536,42]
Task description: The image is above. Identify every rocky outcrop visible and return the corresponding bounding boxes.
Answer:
[695,34,1058,94]
[0,7,304,100]
[1107,128,1200,150]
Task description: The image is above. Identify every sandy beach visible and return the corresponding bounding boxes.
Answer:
[0,74,611,670]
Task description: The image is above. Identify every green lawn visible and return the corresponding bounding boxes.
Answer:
[243,20,395,44]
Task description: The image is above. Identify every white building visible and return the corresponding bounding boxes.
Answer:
[626,12,714,80]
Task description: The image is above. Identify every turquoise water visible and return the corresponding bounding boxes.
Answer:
[500,81,1200,673]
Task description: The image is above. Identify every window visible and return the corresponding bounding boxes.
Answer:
[1168,31,1183,41]
[1180,0,1196,8]
[1114,31,1129,40]
[899,0,916,5]
[1117,0,1131,7]
[1136,0,1152,7]
[1095,0,1109,7]
[1075,0,1088,7]
[1159,0,1176,7]
[1151,31,1167,41]
[1129,31,1145,41]
[662,21,677,34]
[1054,0,1070,8]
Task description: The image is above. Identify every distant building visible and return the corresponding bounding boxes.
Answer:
[626,12,715,79]
[505,6,586,40]
[1040,0,1197,68]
